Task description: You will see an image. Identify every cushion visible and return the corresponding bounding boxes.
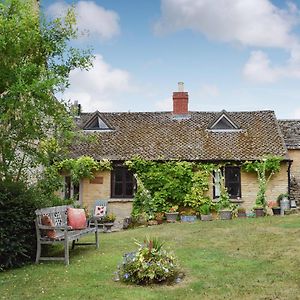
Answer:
[94,205,106,217]
[67,208,87,230]
[41,215,56,239]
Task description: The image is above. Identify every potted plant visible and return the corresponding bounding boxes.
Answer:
[199,203,212,221]
[268,200,280,215]
[155,212,164,225]
[180,208,197,222]
[237,207,247,218]
[165,205,179,223]
[217,188,233,220]
[102,213,116,232]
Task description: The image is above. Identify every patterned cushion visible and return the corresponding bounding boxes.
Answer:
[67,208,87,230]
[41,215,56,239]
[94,205,106,217]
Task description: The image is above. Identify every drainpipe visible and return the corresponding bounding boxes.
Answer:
[288,160,292,195]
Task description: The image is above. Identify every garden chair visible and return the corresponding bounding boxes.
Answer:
[91,199,108,225]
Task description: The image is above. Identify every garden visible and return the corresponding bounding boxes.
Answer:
[1,215,300,299]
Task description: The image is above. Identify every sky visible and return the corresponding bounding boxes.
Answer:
[42,0,300,119]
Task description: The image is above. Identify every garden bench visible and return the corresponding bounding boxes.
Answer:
[35,205,99,265]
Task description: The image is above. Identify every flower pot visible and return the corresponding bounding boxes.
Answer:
[254,208,265,217]
[180,215,197,222]
[272,207,281,215]
[103,222,114,232]
[219,210,232,220]
[237,211,247,218]
[200,214,212,221]
[165,212,179,223]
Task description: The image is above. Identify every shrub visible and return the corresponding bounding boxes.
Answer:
[117,237,181,285]
[0,181,45,270]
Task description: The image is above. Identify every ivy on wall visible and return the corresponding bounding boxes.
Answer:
[125,157,219,217]
[243,155,282,209]
[37,156,112,206]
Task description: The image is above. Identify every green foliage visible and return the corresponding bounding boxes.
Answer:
[0,0,93,182]
[36,156,111,206]
[0,180,47,270]
[117,237,180,285]
[243,156,282,209]
[199,203,211,215]
[183,168,212,210]
[57,156,112,184]
[126,157,216,218]
[126,157,194,208]
[103,213,116,223]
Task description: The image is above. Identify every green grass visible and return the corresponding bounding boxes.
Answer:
[1,215,300,300]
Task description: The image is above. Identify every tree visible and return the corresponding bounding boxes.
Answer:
[0,0,93,182]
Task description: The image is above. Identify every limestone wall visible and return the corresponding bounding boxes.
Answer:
[208,162,289,212]
[79,162,289,221]
[288,149,300,204]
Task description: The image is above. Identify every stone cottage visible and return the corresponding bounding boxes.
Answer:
[65,83,299,226]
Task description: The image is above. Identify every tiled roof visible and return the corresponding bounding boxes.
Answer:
[70,110,288,161]
[278,120,300,149]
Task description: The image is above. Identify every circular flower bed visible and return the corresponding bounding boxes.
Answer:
[116,237,182,285]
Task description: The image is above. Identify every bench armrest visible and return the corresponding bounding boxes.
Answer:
[38,225,73,230]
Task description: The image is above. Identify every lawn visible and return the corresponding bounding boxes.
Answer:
[1,215,300,300]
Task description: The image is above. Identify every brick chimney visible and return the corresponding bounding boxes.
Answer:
[173,82,188,115]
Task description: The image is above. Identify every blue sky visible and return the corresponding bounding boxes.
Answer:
[43,0,300,119]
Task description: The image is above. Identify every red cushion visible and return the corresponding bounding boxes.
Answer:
[41,215,56,239]
[67,208,87,230]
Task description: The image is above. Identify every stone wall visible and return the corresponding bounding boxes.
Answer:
[207,162,289,213]
[241,162,289,211]
[288,149,300,205]
[79,162,289,222]
[80,170,133,229]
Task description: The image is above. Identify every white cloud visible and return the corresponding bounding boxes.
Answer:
[47,1,120,40]
[155,0,299,48]
[63,54,134,111]
[156,0,300,83]
[243,50,300,83]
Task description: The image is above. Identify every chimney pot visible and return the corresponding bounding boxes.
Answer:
[178,82,184,92]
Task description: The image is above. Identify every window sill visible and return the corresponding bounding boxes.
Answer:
[108,198,134,203]
[213,199,244,204]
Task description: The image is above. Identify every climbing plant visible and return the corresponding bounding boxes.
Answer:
[243,155,282,209]
[125,157,216,217]
[37,156,112,206]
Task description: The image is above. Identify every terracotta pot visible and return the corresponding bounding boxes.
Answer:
[254,208,265,217]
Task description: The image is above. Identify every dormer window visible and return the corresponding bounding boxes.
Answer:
[83,112,113,131]
[208,110,240,132]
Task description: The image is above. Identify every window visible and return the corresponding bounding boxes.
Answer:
[63,176,80,202]
[213,167,241,199]
[225,167,241,199]
[111,167,135,198]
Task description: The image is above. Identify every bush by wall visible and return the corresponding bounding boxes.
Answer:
[0,181,45,270]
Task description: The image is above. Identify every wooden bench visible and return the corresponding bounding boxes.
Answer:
[35,205,99,265]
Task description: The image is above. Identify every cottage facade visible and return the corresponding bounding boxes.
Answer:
[66,84,299,226]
